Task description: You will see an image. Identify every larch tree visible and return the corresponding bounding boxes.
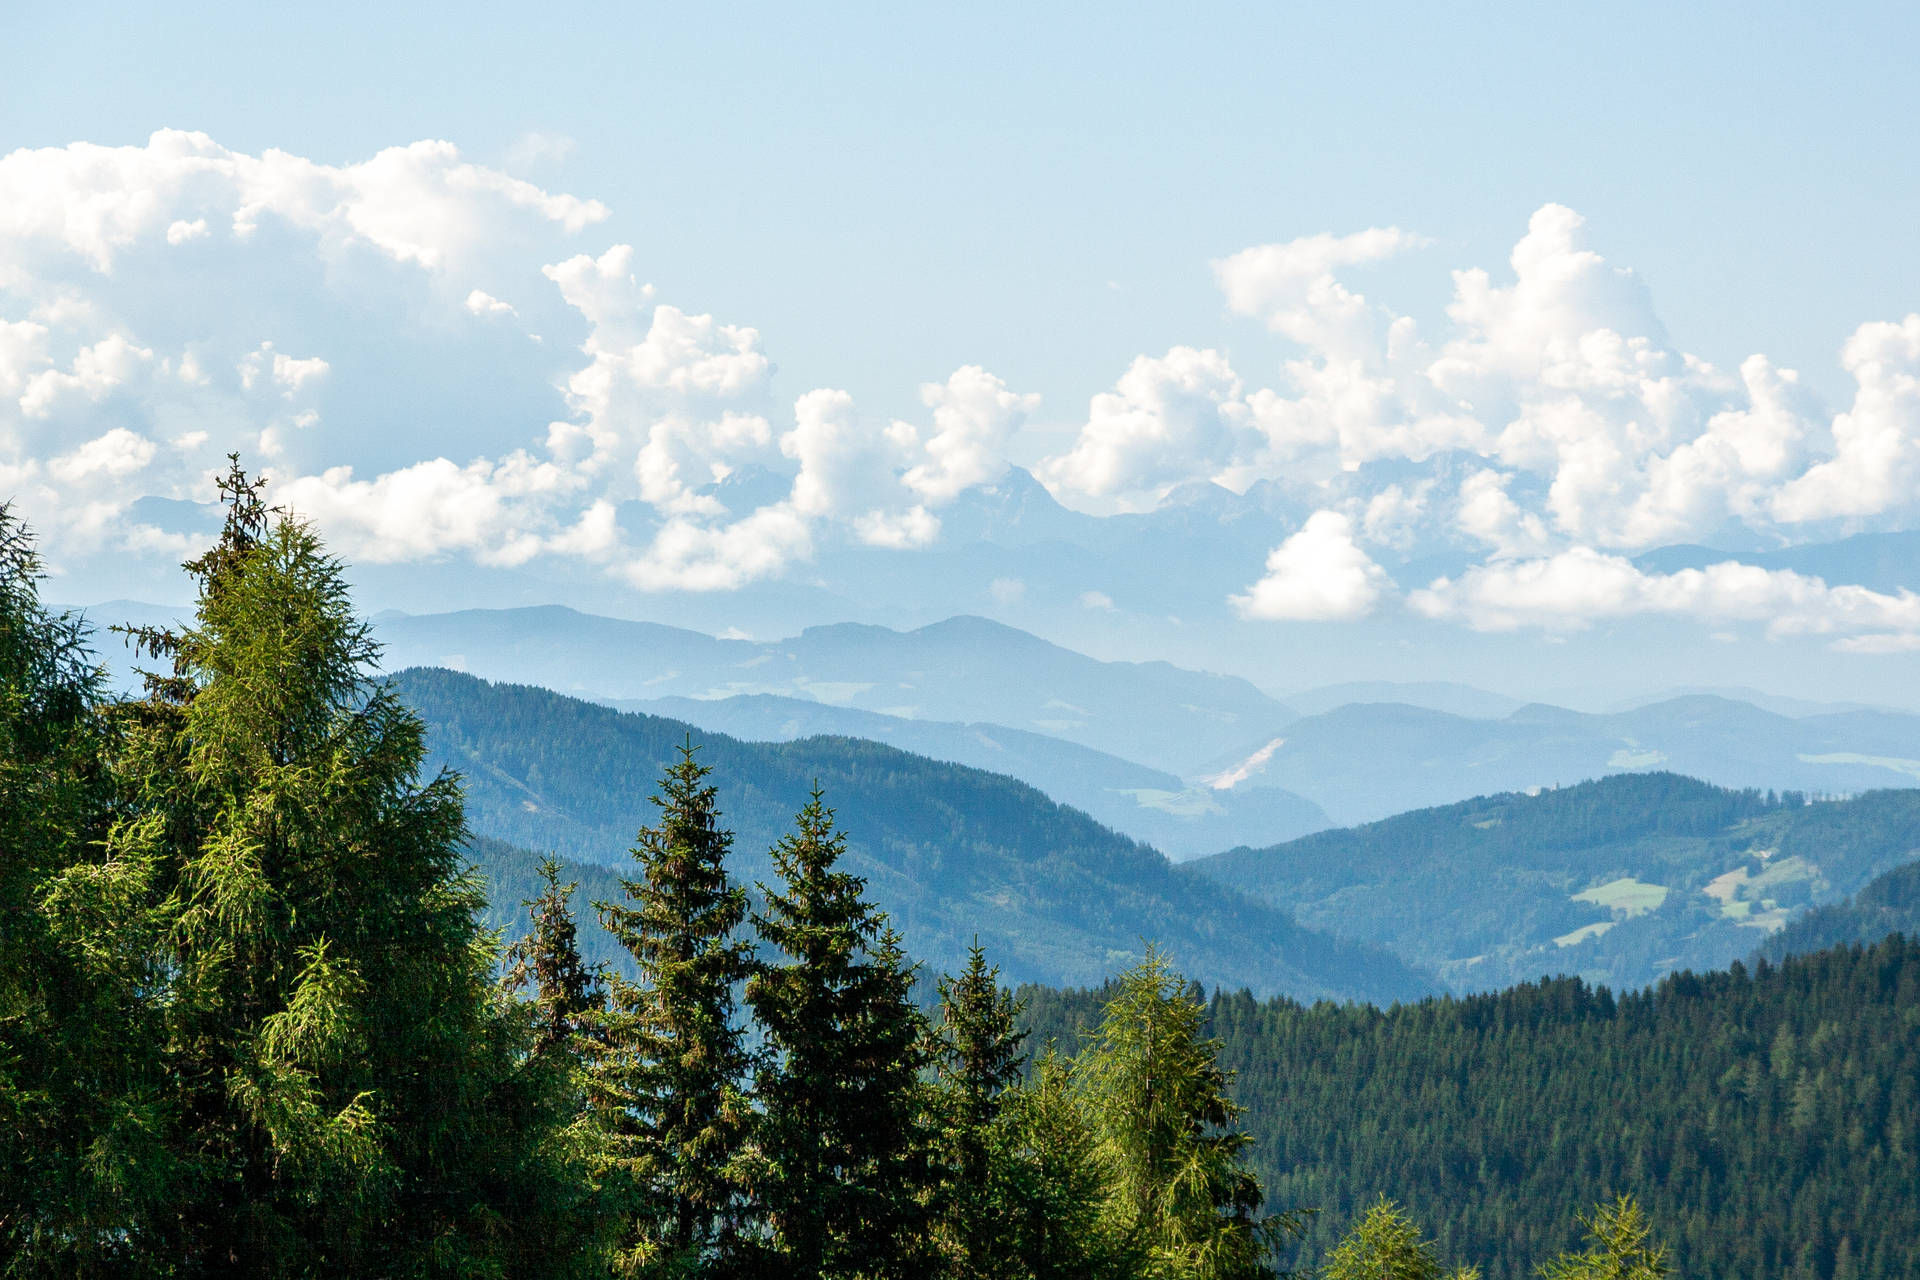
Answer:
[1323,1197,1481,1280]
[1075,945,1286,1280]
[590,744,757,1277]
[100,459,593,1276]
[745,788,936,1280]
[1539,1197,1672,1280]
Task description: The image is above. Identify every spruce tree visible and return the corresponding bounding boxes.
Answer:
[504,855,604,1059]
[745,788,935,1280]
[996,1047,1133,1280]
[99,459,595,1275]
[591,744,756,1276]
[933,943,1027,1279]
[1076,945,1283,1280]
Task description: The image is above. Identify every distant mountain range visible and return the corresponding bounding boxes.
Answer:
[375,607,1295,780]
[1233,695,1920,826]
[396,667,1428,1003]
[1191,772,1920,993]
[73,600,1920,852]
[608,691,1327,859]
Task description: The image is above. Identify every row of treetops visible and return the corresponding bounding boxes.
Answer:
[1,459,1671,1278]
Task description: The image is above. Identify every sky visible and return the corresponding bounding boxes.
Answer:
[3,3,1919,696]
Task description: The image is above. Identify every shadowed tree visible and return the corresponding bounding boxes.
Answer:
[0,505,173,1272]
[746,788,936,1280]
[591,744,757,1277]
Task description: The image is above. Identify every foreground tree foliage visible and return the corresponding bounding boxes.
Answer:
[0,505,168,1271]
[1323,1198,1479,1280]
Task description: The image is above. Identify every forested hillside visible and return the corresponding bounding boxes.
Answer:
[398,667,1429,1002]
[1024,936,1920,1280]
[1190,772,1920,991]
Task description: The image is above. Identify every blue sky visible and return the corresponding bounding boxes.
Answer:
[4,3,1919,697]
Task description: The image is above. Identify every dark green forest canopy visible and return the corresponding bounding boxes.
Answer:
[398,666,1428,1002]
[1191,771,1920,992]
[1023,935,1920,1280]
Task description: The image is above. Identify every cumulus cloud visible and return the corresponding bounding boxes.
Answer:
[1038,347,1252,503]
[0,131,1057,593]
[1215,225,1427,354]
[903,366,1037,504]
[1411,549,1920,648]
[5,128,1918,642]
[1230,511,1392,621]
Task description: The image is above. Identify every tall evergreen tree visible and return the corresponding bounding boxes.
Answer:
[591,744,756,1276]
[933,943,1027,1279]
[745,789,936,1280]
[0,506,171,1271]
[99,459,593,1275]
[1075,946,1284,1280]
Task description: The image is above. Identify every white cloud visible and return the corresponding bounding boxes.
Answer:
[1215,225,1427,354]
[465,289,516,317]
[1079,590,1115,611]
[1771,315,1920,521]
[1038,346,1252,502]
[5,129,1918,640]
[903,365,1037,503]
[1456,469,1551,558]
[1230,511,1392,622]
[1411,549,1920,648]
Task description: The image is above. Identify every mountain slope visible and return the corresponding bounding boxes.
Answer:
[1190,772,1920,991]
[614,691,1328,859]
[394,668,1426,1002]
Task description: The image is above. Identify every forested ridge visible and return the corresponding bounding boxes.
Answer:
[1191,772,1920,992]
[396,666,1428,1003]
[1025,937,1920,1280]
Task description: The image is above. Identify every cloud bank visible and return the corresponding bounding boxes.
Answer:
[2,131,1917,648]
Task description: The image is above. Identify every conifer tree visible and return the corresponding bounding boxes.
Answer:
[996,1047,1134,1280]
[933,942,1027,1279]
[1323,1198,1480,1280]
[0,506,171,1268]
[1539,1197,1671,1280]
[504,855,604,1059]
[1076,945,1284,1280]
[745,788,936,1280]
[99,459,593,1275]
[591,744,756,1276]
